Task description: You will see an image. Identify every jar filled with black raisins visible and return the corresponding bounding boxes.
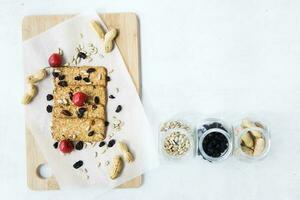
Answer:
[197,118,233,162]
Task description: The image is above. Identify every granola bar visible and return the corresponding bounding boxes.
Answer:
[52,104,105,119]
[53,85,107,106]
[51,118,105,141]
[53,66,107,86]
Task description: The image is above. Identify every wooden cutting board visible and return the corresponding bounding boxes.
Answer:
[22,13,142,190]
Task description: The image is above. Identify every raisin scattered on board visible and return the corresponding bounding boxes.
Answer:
[52,71,59,78]
[58,75,65,80]
[78,52,87,59]
[58,81,68,87]
[115,105,122,113]
[106,76,111,82]
[109,95,115,99]
[99,141,106,147]
[61,110,72,116]
[46,105,53,113]
[46,94,53,101]
[75,141,84,150]
[94,96,100,104]
[74,75,82,81]
[73,160,83,169]
[53,141,58,149]
[107,139,116,148]
[105,121,109,127]
[88,131,95,137]
[83,77,90,83]
[87,68,96,73]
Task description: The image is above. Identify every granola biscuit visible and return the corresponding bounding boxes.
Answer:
[51,118,105,142]
[53,85,107,106]
[52,104,105,119]
[53,66,107,87]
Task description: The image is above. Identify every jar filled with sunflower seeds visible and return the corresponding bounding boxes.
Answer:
[159,119,195,160]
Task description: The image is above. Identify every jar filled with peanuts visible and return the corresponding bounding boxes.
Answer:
[234,118,271,161]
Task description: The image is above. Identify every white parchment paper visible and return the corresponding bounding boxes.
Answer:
[23,12,159,190]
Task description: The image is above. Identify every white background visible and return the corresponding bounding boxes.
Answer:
[1,0,300,199]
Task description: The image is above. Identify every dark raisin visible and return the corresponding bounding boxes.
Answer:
[78,107,87,114]
[46,105,52,113]
[46,94,53,101]
[88,131,95,137]
[83,77,90,82]
[106,76,111,81]
[68,92,73,100]
[77,107,86,118]
[58,75,65,80]
[52,71,59,78]
[202,132,229,158]
[78,52,87,59]
[105,121,109,127]
[91,120,95,125]
[109,95,115,99]
[77,112,83,118]
[203,124,210,130]
[99,141,106,147]
[74,75,82,81]
[73,160,83,169]
[87,68,96,73]
[107,139,116,148]
[115,105,122,113]
[94,96,100,104]
[58,81,68,87]
[75,141,84,150]
[92,104,97,110]
[53,141,58,149]
[61,110,72,116]
[77,108,86,118]
[209,122,218,129]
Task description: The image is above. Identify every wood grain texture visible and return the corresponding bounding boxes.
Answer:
[22,13,141,190]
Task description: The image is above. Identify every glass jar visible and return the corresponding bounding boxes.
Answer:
[233,118,271,161]
[197,118,233,162]
[159,118,195,161]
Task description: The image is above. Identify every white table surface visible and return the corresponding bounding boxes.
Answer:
[1,0,300,199]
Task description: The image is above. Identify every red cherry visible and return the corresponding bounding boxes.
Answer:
[72,92,87,107]
[48,53,62,67]
[59,140,74,153]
